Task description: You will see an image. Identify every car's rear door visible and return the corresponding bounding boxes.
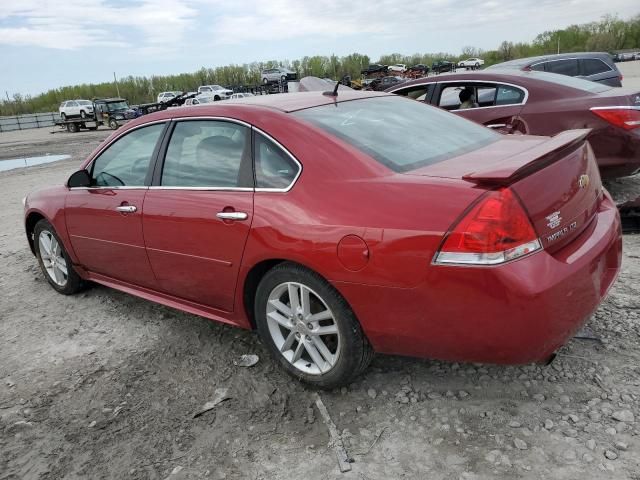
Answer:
[433,81,527,133]
[65,122,168,288]
[142,119,254,312]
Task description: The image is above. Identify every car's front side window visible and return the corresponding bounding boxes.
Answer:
[161,120,251,188]
[90,123,165,187]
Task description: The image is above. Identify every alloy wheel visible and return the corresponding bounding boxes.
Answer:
[38,230,68,286]
[266,282,340,375]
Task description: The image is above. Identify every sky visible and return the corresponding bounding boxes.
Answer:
[1,0,638,96]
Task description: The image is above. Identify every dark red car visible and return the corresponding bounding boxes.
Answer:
[24,91,622,387]
[386,70,640,178]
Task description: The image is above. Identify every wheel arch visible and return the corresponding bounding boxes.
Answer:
[25,211,46,255]
[241,257,344,330]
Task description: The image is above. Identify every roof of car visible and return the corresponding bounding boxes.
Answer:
[488,52,613,68]
[165,91,393,115]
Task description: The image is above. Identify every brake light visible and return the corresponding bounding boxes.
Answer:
[434,188,541,266]
[591,107,640,130]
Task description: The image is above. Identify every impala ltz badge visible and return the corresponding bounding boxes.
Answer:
[578,174,590,189]
[546,211,562,229]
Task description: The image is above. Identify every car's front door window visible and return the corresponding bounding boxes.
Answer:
[161,120,251,188]
[90,123,165,187]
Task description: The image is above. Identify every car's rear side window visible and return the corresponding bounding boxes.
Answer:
[582,58,612,75]
[254,133,300,190]
[544,59,580,76]
[294,96,498,173]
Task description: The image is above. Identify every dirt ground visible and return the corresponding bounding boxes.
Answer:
[1,89,640,480]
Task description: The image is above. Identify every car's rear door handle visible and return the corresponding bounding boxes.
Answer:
[216,211,248,221]
[116,205,137,213]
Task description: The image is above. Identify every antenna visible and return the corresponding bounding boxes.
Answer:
[323,75,347,97]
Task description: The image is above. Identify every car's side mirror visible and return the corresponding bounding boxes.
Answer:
[67,169,91,188]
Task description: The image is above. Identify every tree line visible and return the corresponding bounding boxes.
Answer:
[1,14,639,116]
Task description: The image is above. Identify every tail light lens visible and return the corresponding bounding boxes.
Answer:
[434,188,541,266]
[591,107,640,130]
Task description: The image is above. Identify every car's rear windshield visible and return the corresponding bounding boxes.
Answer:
[527,71,612,93]
[293,96,498,172]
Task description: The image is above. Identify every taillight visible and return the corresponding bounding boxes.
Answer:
[434,188,541,266]
[591,107,640,130]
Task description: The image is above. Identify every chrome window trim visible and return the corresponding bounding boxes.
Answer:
[531,57,613,74]
[69,186,149,191]
[389,80,529,111]
[147,186,254,192]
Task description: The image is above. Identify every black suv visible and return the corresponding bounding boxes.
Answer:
[432,60,455,74]
[487,52,622,87]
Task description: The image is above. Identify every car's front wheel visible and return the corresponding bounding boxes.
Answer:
[34,220,84,295]
[255,262,373,388]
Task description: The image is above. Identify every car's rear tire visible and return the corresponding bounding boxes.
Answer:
[80,110,86,119]
[33,219,84,295]
[67,122,78,133]
[255,262,373,389]
[60,113,66,121]
[108,118,118,130]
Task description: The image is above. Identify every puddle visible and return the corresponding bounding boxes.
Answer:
[0,154,71,172]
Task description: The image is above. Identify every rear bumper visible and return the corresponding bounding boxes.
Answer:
[335,194,622,364]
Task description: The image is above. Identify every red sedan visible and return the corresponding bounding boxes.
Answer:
[386,70,640,178]
[24,91,622,387]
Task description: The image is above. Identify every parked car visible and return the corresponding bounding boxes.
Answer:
[458,58,485,69]
[487,52,622,87]
[230,93,255,99]
[386,70,640,178]
[93,98,132,130]
[24,91,621,387]
[261,67,297,84]
[59,100,94,120]
[183,95,216,106]
[388,64,407,73]
[408,64,430,74]
[360,64,388,76]
[432,60,455,74]
[613,52,635,62]
[157,91,182,103]
[370,76,404,91]
[197,85,233,100]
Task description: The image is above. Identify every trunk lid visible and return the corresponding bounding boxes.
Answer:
[409,129,603,253]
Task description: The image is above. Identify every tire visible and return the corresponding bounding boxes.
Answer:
[263,78,269,85]
[60,113,66,121]
[475,63,480,69]
[80,110,86,119]
[214,95,220,101]
[33,219,84,295]
[67,122,78,133]
[255,262,373,389]
[108,118,118,130]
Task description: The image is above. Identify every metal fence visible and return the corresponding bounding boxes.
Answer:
[0,112,58,132]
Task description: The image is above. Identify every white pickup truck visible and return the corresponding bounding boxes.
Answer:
[458,58,485,69]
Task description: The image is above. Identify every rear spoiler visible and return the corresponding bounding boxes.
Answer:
[463,129,592,185]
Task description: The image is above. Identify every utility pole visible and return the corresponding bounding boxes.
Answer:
[557,36,560,54]
[113,72,120,97]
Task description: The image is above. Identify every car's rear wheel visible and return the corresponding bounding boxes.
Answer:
[67,122,78,133]
[60,113,66,121]
[80,110,86,119]
[255,262,373,388]
[108,118,118,130]
[34,220,84,295]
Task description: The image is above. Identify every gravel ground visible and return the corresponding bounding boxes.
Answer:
[1,95,639,480]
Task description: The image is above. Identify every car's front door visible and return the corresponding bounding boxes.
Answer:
[65,122,167,288]
[435,82,527,133]
[142,119,254,312]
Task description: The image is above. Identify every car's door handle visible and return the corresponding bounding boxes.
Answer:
[116,205,137,213]
[486,123,507,129]
[216,211,248,221]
